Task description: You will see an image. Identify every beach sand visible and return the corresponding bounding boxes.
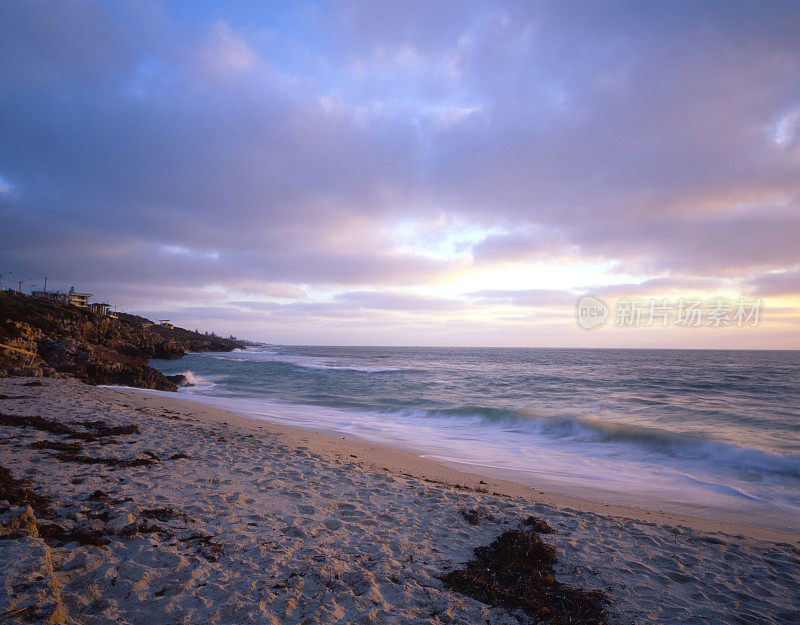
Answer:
[1,377,798,624]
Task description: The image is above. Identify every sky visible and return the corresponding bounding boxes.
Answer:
[1,0,799,348]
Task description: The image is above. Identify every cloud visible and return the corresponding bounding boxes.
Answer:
[0,1,133,89]
[471,228,571,263]
[467,289,576,307]
[224,281,307,299]
[334,290,464,311]
[201,21,261,79]
[744,267,800,297]
[589,277,731,299]
[1,1,799,345]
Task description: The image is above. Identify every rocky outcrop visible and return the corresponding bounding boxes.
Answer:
[0,506,66,624]
[0,290,243,391]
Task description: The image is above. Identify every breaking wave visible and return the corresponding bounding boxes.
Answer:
[175,370,219,391]
[392,406,800,480]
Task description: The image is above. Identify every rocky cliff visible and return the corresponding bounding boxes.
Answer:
[0,290,243,390]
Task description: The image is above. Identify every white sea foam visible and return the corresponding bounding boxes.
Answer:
[203,349,400,373]
[416,407,800,480]
[175,370,221,391]
[297,363,400,373]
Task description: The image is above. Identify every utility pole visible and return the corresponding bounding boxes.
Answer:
[43,276,47,293]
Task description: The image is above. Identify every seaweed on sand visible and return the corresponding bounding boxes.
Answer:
[29,440,84,454]
[441,517,609,625]
[87,490,110,502]
[54,451,154,468]
[0,464,52,514]
[0,412,96,440]
[459,507,496,526]
[3,413,140,448]
[522,515,556,534]
[140,507,186,522]
[70,420,140,436]
[36,522,110,547]
[1,465,106,546]
[180,532,224,562]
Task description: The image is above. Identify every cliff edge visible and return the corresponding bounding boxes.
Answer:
[0,290,243,391]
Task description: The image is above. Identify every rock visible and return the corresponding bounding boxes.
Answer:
[165,374,194,387]
[106,511,138,536]
[1,290,242,390]
[0,507,66,624]
[0,505,39,540]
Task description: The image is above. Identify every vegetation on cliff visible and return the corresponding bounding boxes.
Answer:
[0,290,243,390]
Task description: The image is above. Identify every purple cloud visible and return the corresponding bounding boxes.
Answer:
[1,1,799,345]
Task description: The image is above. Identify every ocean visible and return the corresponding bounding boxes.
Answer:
[148,346,800,533]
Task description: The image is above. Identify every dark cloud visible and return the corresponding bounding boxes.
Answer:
[0,1,134,89]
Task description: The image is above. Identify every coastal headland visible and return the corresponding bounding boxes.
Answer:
[0,290,242,391]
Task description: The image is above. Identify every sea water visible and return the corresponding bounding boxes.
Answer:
[148,347,800,532]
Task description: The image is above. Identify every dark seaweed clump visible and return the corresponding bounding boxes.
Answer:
[141,507,186,522]
[54,452,154,468]
[522,515,556,534]
[442,517,608,625]
[29,440,84,454]
[180,532,224,562]
[0,412,96,440]
[70,420,140,436]
[459,507,496,526]
[0,411,140,440]
[0,464,52,514]
[36,522,110,546]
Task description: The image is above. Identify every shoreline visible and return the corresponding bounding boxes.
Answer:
[113,384,799,544]
[2,377,799,625]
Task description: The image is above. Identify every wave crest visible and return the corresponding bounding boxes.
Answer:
[396,406,800,480]
[176,370,219,391]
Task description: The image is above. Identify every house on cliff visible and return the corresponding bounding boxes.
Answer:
[32,286,91,308]
[32,287,117,317]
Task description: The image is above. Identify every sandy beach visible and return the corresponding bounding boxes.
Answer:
[1,377,799,625]
[5,2,800,623]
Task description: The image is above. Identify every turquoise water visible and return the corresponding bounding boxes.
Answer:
[150,347,800,532]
